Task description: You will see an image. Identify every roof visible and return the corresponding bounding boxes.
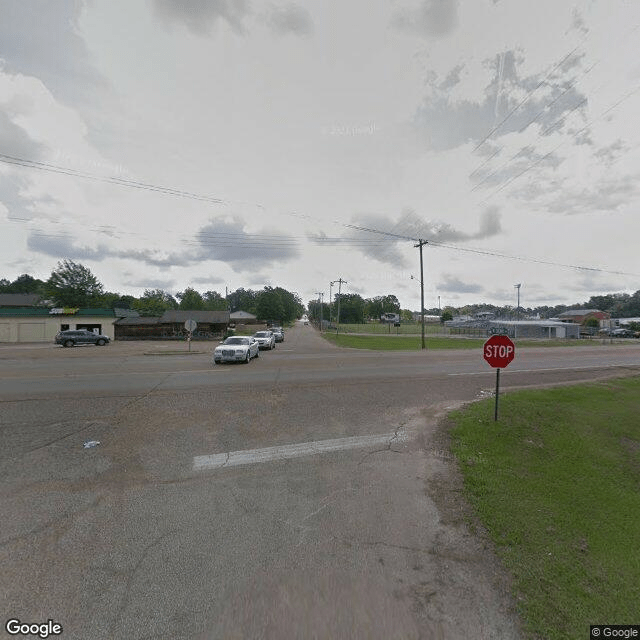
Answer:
[0,307,116,317]
[114,307,140,318]
[559,309,605,317]
[230,310,257,320]
[0,293,41,307]
[114,316,161,325]
[491,320,573,327]
[159,310,230,324]
[0,307,51,317]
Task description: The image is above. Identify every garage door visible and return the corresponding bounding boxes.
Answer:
[0,323,10,342]
[18,323,47,342]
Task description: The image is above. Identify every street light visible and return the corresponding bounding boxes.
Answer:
[514,283,521,320]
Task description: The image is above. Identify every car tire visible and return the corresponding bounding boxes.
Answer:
[64,340,74,348]
[255,349,259,358]
[244,351,250,364]
[96,339,106,346]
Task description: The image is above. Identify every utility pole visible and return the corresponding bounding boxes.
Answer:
[315,292,324,331]
[414,239,428,350]
[335,278,346,335]
[329,281,336,325]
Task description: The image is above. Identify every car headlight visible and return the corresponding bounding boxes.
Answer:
[235,349,244,354]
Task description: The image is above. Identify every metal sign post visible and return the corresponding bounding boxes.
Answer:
[483,335,515,421]
[184,319,197,351]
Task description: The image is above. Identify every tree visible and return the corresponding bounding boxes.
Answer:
[400,309,414,322]
[203,290,228,311]
[97,292,137,309]
[335,293,365,323]
[0,274,46,296]
[227,288,258,314]
[441,309,454,324]
[44,260,104,307]
[177,287,205,310]
[256,287,285,323]
[272,287,304,323]
[133,289,178,316]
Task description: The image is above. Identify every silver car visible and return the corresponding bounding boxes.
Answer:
[270,327,284,342]
[252,330,275,350]
[213,336,259,364]
[55,329,110,347]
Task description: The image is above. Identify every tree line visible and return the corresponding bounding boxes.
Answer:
[0,260,304,323]
[2,260,640,321]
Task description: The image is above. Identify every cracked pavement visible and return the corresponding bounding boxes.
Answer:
[3,329,638,638]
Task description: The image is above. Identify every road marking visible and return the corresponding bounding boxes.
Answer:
[193,430,409,471]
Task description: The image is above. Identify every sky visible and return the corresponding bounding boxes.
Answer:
[0,0,639,312]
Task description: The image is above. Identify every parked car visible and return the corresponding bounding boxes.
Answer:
[213,336,259,364]
[252,330,276,350]
[610,328,636,338]
[55,329,110,347]
[270,326,284,342]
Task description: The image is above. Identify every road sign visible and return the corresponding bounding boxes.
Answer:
[483,334,515,368]
[184,319,197,332]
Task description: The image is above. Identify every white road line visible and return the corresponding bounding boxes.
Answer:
[193,429,409,471]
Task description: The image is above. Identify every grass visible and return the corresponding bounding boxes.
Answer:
[331,322,444,335]
[448,377,640,639]
[320,331,633,351]
[321,333,486,350]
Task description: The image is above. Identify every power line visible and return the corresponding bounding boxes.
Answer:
[477,82,640,205]
[428,240,640,277]
[468,20,639,183]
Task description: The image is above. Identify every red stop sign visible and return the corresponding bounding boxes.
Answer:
[483,334,515,368]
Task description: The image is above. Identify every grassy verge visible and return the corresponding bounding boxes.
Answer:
[332,323,444,335]
[448,377,640,638]
[321,333,485,350]
[320,332,629,351]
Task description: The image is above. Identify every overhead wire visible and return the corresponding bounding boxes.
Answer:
[477,82,640,205]
[468,20,639,187]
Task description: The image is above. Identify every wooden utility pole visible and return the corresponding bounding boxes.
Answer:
[335,278,347,335]
[315,292,324,331]
[414,240,428,350]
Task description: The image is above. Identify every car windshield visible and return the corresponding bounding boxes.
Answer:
[254,332,269,337]
[224,337,248,345]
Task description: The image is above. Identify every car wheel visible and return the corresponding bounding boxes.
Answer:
[96,338,106,346]
[255,349,259,358]
[64,340,74,348]
[244,351,250,364]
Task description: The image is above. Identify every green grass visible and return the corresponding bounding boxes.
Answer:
[321,333,486,350]
[332,322,444,335]
[448,377,640,639]
[320,331,631,351]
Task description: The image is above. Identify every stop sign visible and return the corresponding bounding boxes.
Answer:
[483,334,515,368]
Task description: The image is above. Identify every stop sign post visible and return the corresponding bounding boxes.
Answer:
[483,335,515,421]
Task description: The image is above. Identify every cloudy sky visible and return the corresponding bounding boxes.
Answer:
[1,0,639,311]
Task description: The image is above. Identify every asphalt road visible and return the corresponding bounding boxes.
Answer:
[1,327,639,639]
